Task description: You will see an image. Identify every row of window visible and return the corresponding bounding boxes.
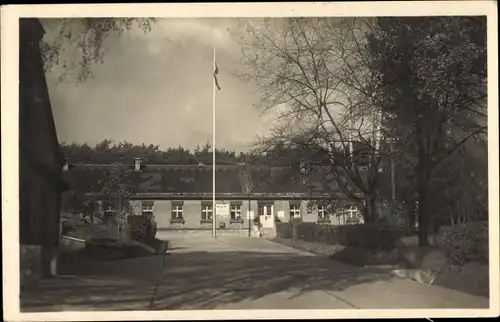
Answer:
[102,201,359,221]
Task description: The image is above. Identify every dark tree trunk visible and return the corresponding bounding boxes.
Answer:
[408,201,417,230]
[362,195,377,223]
[416,167,431,246]
[417,197,429,246]
[20,17,64,272]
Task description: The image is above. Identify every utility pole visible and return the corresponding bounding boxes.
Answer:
[390,139,396,203]
[117,191,122,239]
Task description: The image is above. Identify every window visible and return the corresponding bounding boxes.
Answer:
[201,204,213,220]
[142,201,154,213]
[258,202,273,217]
[230,203,242,219]
[103,205,115,213]
[101,202,116,225]
[347,206,358,218]
[141,201,154,219]
[170,201,185,224]
[102,201,115,213]
[290,204,301,219]
[230,202,244,223]
[171,203,183,219]
[258,205,265,217]
[318,205,327,219]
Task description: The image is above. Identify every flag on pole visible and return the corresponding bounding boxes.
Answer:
[213,61,221,91]
[212,47,218,238]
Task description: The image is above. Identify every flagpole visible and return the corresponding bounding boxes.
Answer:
[212,46,217,239]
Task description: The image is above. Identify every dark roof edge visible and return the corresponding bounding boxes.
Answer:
[83,192,359,200]
[67,163,333,170]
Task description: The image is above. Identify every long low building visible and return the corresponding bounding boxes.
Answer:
[62,163,365,230]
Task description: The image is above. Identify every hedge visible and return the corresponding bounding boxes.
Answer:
[440,221,488,266]
[276,222,293,239]
[276,221,398,250]
[337,223,399,250]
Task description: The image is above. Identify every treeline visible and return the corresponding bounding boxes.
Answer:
[59,140,325,166]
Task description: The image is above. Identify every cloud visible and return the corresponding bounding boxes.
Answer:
[128,18,237,52]
[45,18,267,153]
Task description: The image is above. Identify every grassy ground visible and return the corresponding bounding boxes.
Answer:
[269,235,489,298]
[269,236,344,257]
[60,222,169,266]
[270,236,405,268]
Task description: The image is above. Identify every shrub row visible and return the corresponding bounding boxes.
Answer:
[276,221,399,250]
[439,221,488,266]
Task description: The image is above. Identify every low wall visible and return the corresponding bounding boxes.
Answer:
[20,245,43,289]
[60,235,87,253]
[20,244,60,291]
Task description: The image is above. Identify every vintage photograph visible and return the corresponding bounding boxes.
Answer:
[2,2,497,319]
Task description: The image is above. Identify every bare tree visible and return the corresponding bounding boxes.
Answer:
[230,17,384,222]
[99,169,136,239]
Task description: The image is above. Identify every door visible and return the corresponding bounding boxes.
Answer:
[258,204,274,228]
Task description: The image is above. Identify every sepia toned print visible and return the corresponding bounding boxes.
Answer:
[2,2,498,320]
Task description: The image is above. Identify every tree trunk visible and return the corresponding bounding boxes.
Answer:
[417,199,429,246]
[416,173,430,246]
[417,155,430,247]
[408,201,416,229]
[362,196,377,223]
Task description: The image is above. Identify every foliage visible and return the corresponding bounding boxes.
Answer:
[337,223,399,249]
[61,190,102,223]
[367,17,487,245]
[296,222,338,245]
[61,139,361,168]
[40,18,156,83]
[428,141,488,228]
[127,215,157,243]
[98,169,136,231]
[276,222,293,238]
[306,198,361,217]
[60,140,274,165]
[439,222,489,266]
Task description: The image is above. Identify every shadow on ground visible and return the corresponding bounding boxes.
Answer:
[20,254,165,312]
[150,250,392,310]
[21,248,393,311]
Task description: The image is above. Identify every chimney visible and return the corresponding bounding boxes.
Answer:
[134,158,142,172]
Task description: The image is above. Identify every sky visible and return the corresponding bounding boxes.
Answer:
[42,18,277,153]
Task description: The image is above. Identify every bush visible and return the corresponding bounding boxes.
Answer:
[440,221,488,266]
[294,222,336,244]
[276,220,398,250]
[127,215,156,242]
[278,221,335,244]
[290,218,303,239]
[308,224,337,244]
[276,222,293,239]
[335,223,398,250]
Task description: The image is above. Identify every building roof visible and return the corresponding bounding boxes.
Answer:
[63,163,358,199]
